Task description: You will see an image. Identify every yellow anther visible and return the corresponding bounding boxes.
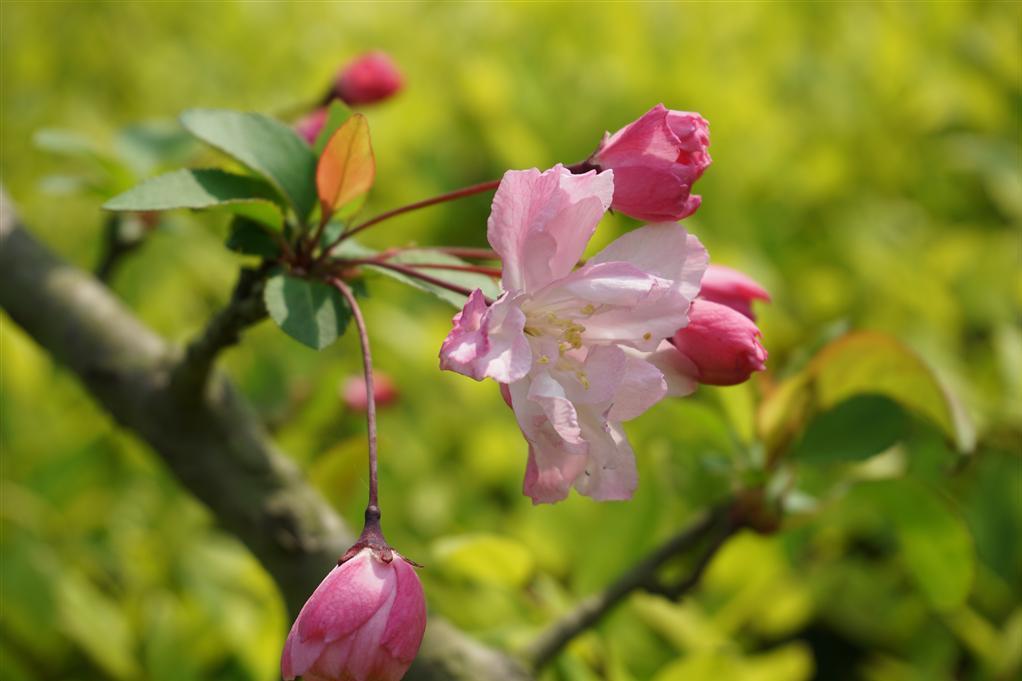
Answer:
[538,355,550,364]
[643,332,652,341]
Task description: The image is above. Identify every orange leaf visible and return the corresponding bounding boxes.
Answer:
[316,113,375,216]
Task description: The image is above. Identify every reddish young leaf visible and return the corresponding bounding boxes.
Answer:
[316,113,375,217]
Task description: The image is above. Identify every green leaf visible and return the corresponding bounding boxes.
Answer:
[337,242,501,307]
[791,394,909,464]
[810,332,973,451]
[114,122,195,175]
[848,479,975,611]
[432,533,534,587]
[180,108,317,222]
[103,168,284,227]
[58,572,139,680]
[263,274,350,349]
[226,218,280,258]
[313,100,353,155]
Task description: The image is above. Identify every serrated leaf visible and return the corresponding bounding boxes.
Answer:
[181,108,317,222]
[103,168,283,223]
[317,113,375,215]
[791,394,909,464]
[226,218,280,258]
[313,100,354,155]
[263,274,350,349]
[847,479,975,611]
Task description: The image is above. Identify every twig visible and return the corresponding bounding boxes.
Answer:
[170,264,270,395]
[94,213,152,282]
[359,260,490,302]
[525,501,739,670]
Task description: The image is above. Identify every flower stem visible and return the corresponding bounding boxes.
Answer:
[327,277,379,512]
[319,178,501,259]
[349,260,493,303]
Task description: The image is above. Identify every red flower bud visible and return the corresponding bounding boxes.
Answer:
[295,108,328,145]
[341,372,399,412]
[589,104,711,222]
[672,299,767,386]
[699,264,770,321]
[281,548,426,681]
[335,52,403,106]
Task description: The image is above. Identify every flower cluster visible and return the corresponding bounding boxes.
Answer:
[440,106,768,504]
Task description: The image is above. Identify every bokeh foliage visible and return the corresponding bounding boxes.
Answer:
[1,2,1019,681]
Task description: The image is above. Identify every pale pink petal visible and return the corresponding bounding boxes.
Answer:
[439,290,531,383]
[560,344,627,406]
[527,372,584,444]
[573,416,638,501]
[511,380,588,504]
[487,166,612,293]
[632,341,699,398]
[591,223,707,303]
[607,355,667,422]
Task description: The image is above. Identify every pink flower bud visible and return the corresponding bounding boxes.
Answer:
[588,104,711,222]
[335,52,403,106]
[341,372,399,412]
[672,299,767,386]
[699,265,770,321]
[281,548,426,681]
[295,108,329,145]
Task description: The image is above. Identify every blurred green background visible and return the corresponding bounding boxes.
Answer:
[2,2,1020,681]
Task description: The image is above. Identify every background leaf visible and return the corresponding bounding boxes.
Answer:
[791,394,909,464]
[316,113,375,214]
[225,217,280,258]
[180,108,317,222]
[263,274,351,349]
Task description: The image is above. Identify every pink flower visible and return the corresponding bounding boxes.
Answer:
[295,108,329,145]
[671,299,767,386]
[341,372,399,412]
[587,104,711,222]
[440,165,707,503]
[281,548,426,681]
[698,264,770,320]
[335,52,403,106]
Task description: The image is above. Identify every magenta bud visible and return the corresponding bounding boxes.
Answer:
[295,108,329,145]
[341,371,399,412]
[335,51,403,106]
[698,264,770,321]
[672,299,767,386]
[588,104,711,222]
[281,548,427,681]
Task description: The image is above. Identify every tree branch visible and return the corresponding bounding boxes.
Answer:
[170,264,269,395]
[525,501,739,670]
[0,188,531,681]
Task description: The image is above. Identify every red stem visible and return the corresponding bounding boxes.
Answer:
[402,262,502,277]
[319,178,501,259]
[361,261,492,302]
[327,277,379,511]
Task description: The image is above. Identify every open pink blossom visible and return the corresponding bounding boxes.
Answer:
[281,548,426,681]
[440,165,707,503]
[587,104,711,222]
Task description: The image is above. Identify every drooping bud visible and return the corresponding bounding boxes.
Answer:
[341,371,399,412]
[587,104,711,222]
[672,299,767,386]
[335,51,403,106]
[295,108,329,145]
[281,547,426,681]
[698,264,770,321]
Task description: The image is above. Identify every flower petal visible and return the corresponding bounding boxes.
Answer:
[487,166,613,292]
[439,290,531,383]
[591,222,707,302]
[699,264,771,320]
[607,355,668,422]
[630,341,699,398]
[573,416,638,501]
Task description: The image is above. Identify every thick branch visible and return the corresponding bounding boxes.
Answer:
[0,188,531,681]
[525,502,738,670]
